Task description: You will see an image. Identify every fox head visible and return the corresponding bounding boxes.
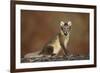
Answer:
[60,21,72,36]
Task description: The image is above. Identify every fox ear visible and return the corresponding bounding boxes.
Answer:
[68,21,72,26]
[60,21,64,26]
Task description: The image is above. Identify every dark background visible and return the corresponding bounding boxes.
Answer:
[21,10,89,58]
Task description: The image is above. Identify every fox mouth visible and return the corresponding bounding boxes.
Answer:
[64,32,67,36]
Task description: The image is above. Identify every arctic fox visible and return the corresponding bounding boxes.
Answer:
[24,21,72,58]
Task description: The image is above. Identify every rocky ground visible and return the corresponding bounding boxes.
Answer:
[21,55,89,63]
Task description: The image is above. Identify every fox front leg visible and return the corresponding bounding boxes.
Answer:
[60,44,68,57]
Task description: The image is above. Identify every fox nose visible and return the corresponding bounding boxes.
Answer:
[64,32,67,36]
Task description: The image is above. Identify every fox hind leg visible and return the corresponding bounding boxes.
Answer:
[39,46,56,57]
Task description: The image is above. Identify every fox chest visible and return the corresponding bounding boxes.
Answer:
[59,34,69,48]
[48,35,69,54]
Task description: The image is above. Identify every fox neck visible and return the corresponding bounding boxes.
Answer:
[59,29,70,48]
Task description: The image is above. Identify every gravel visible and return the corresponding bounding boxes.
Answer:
[21,55,89,63]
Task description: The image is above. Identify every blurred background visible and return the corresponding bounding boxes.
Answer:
[21,10,89,58]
